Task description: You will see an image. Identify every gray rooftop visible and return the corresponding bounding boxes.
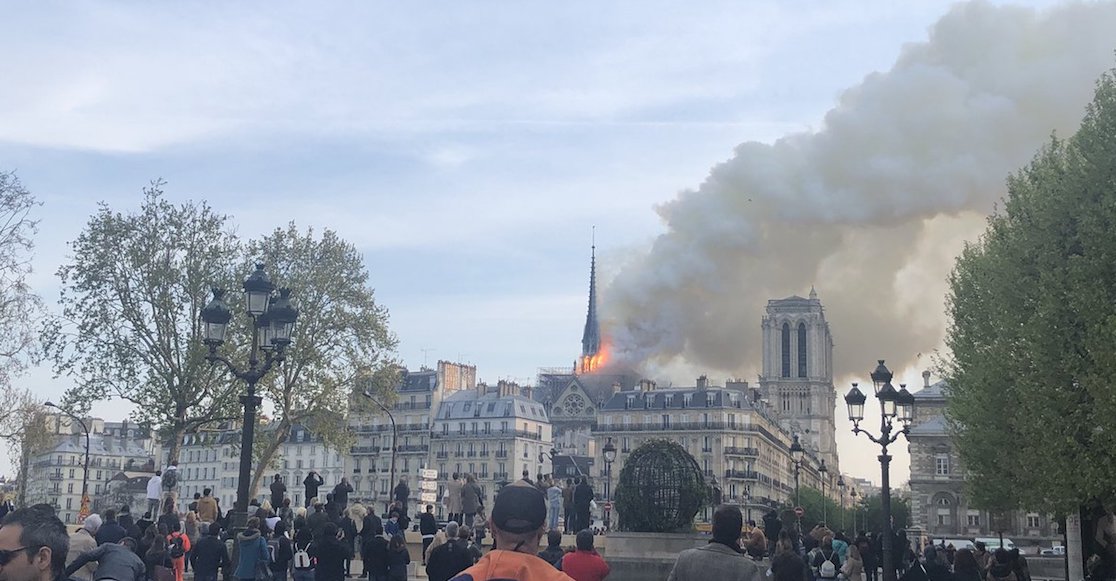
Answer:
[437,389,549,422]
[908,414,949,436]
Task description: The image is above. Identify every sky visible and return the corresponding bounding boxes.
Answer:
[0,0,1099,487]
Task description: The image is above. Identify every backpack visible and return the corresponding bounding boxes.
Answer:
[162,469,178,490]
[293,542,314,570]
[819,556,837,579]
[168,535,185,559]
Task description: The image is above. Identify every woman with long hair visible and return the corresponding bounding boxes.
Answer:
[954,549,983,581]
[386,535,410,581]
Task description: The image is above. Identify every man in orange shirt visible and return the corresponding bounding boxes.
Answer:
[167,523,192,581]
[449,482,573,581]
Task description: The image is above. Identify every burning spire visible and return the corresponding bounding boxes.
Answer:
[578,232,608,374]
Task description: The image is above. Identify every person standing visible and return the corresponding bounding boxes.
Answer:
[573,477,594,534]
[460,475,482,527]
[339,509,358,578]
[233,517,270,581]
[167,522,192,581]
[270,475,287,510]
[562,479,575,533]
[303,472,324,508]
[426,522,472,581]
[668,505,763,581]
[147,471,163,518]
[309,522,353,581]
[268,521,294,581]
[306,503,329,540]
[190,523,230,581]
[67,514,102,581]
[196,489,219,530]
[446,473,463,525]
[291,522,316,581]
[546,480,563,532]
[392,479,410,516]
[420,504,438,566]
[183,512,200,573]
[386,535,410,581]
[333,478,354,513]
[361,529,389,581]
[538,530,565,568]
[561,530,611,581]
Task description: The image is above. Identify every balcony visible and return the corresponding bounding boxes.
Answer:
[479,451,490,457]
[431,429,542,441]
[399,423,429,432]
[397,445,429,453]
[435,452,449,459]
[350,446,381,454]
[725,447,759,457]
[467,452,477,458]
[392,402,432,411]
[495,451,509,458]
[493,472,509,480]
[48,473,63,481]
[453,452,464,458]
[724,469,759,480]
[597,421,730,433]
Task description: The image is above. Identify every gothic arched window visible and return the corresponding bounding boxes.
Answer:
[781,323,791,377]
[798,323,808,378]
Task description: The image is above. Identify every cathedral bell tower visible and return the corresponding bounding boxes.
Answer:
[758,287,839,472]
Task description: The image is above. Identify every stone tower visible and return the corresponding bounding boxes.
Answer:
[758,288,839,471]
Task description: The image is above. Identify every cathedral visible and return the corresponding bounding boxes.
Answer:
[757,288,841,473]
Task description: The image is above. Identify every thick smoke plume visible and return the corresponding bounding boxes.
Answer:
[605,1,1116,382]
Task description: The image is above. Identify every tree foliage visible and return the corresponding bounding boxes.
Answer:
[944,67,1116,514]
[242,223,398,497]
[43,183,242,463]
[0,389,54,507]
[779,487,909,535]
[0,171,44,389]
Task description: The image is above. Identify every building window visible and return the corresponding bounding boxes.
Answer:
[781,323,791,377]
[662,415,670,429]
[967,511,981,526]
[937,509,951,526]
[935,455,950,475]
[797,323,808,378]
[1027,514,1040,528]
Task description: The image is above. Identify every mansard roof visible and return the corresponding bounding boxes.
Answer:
[399,369,438,393]
[908,414,949,436]
[436,389,550,422]
[913,380,949,400]
[599,386,753,412]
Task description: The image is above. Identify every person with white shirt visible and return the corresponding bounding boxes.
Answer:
[147,470,163,518]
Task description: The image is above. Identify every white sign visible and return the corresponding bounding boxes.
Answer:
[420,480,439,492]
[420,492,439,503]
[420,469,439,480]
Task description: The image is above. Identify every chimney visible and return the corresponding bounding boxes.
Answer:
[726,378,749,392]
[639,379,656,392]
[696,375,709,390]
[922,370,932,388]
[612,382,622,395]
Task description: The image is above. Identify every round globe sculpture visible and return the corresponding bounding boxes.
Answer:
[614,438,709,533]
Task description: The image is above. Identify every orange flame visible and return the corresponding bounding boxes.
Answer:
[578,342,610,375]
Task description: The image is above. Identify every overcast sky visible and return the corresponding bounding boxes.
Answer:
[1,0,1082,486]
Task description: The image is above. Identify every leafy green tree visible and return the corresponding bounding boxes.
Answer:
[945,67,1116,514]
[243,223,398,498]
[784,487,909,534]
[43,183,242,463]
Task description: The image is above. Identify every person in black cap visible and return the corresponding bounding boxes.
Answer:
[448,482,572,581]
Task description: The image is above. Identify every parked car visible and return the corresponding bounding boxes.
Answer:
[1040,546,1065,556]
[975,537,1016,551]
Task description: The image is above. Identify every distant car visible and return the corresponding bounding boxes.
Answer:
[1040,546,1065,556]
[975,538,1016,551]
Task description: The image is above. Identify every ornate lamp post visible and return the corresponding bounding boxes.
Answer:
[844,360,915,581]
[44,402,89,523]
[819,459,829,525]
[602,437,616,531]
[201,264,299,530]
[790,434,803,530]
[850,488,858,531]
[361,390,397,515]
[837,475,846,532]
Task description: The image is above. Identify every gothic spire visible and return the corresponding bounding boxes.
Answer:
[581,238,601,357]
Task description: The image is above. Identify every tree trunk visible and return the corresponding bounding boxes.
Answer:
[248,420,291,503]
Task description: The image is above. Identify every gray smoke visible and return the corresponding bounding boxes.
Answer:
[605,1,1116,382]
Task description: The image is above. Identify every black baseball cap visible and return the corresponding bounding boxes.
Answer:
[491,481,546,534]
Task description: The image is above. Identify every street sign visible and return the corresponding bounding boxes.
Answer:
[419,480,438,492]
[604,502,613,511]
[420,469,438,480]
[794,506,805,518]
[419,492,438,503]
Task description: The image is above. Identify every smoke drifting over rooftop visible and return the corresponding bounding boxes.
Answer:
[605,1,1116,380]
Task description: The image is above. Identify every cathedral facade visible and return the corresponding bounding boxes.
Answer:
[757,289,840,473]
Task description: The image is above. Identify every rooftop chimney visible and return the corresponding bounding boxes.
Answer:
[696,375,709,390]
[612,382,622,395]
[922,370,932,388]
[639,379,656,392]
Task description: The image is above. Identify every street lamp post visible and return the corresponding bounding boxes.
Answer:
[743,486,752,523]
[200,264,299,530]
[850,488,858,531]
[844,360,915,581]
[819,459,828,525]
[790,434,803,531]
[45,402,89,522]
[602,437,616,531]
[361,390,397,515]
[837,476,846,532]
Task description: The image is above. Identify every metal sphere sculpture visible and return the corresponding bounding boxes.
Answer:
[614,438,709,533]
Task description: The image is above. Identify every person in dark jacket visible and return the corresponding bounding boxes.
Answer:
[573,476,594,534]
[338,512,358,577]
[764,509,783,556]
[419,505,438,565]
[269,475,287,510]
[119,507,137,537]
[189,523,230,581]
[361,533,389,581]
[306,503,330,540]
[359,510,384,577]
[426,523,473,581]
[144,534,172,581]
[96,509,129,546]
[923,546,954,581]
[303,472,324,508]
[324,494,341,521]
[65,540,146,581]
[268,521,294,581]
[392,480,410,516]
[386,535,410,581]
[333,478,354,511]
[308,522,353,581]
[136,512,155,537]
[953,549,983,581]
[537,530,565,569]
